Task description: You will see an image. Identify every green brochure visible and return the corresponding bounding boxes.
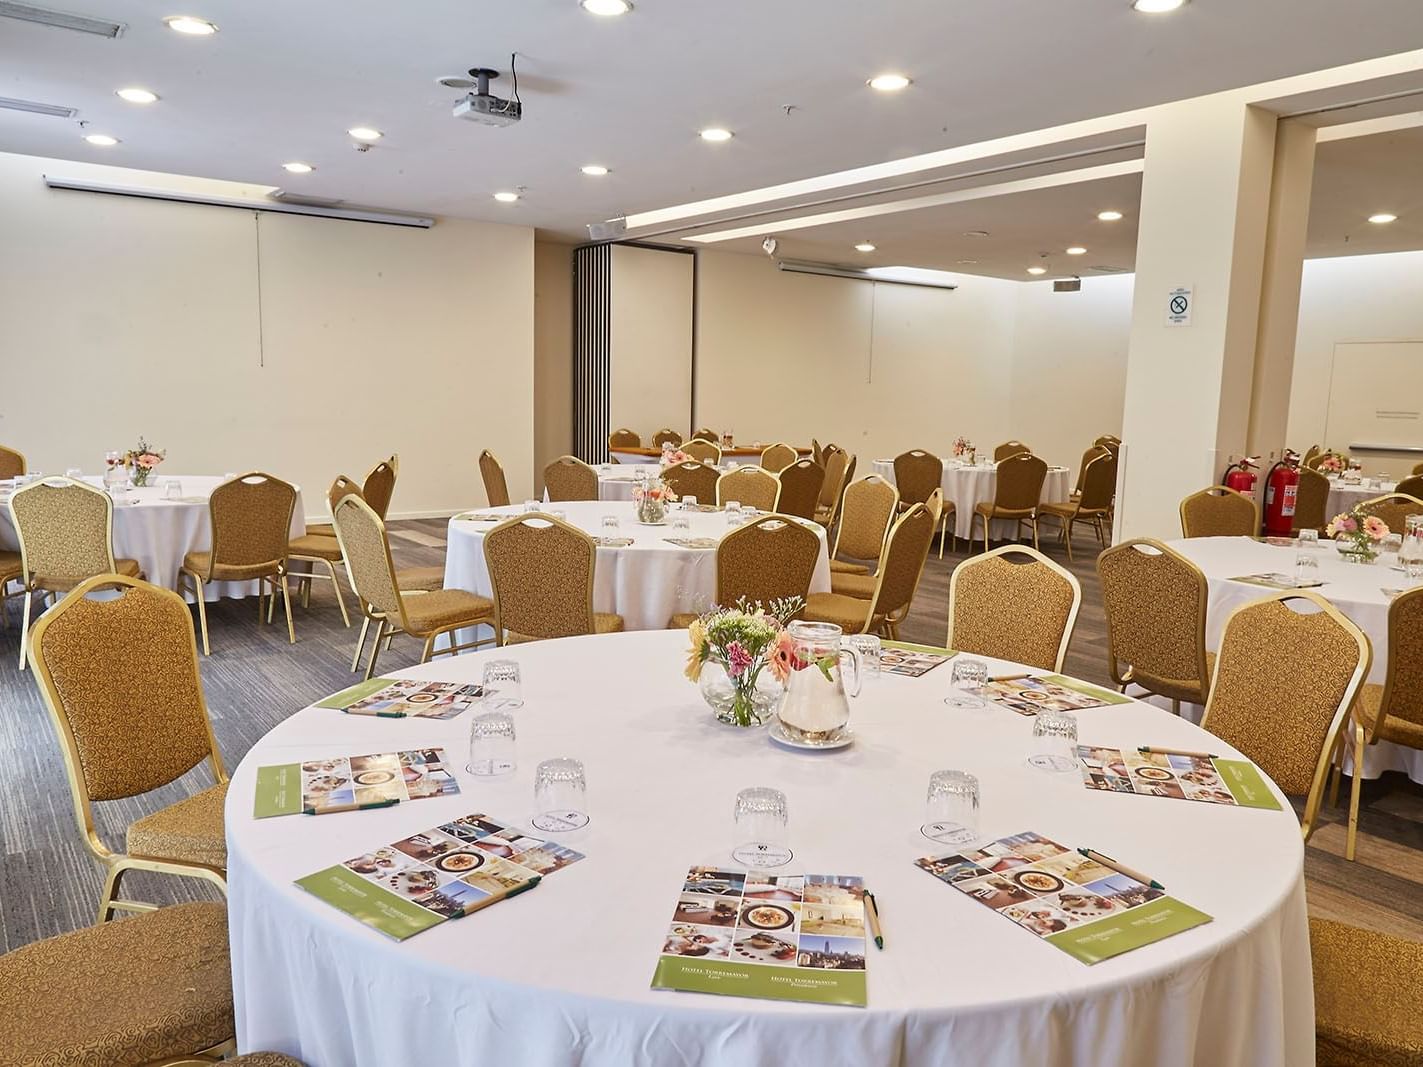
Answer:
[253,748,459,818]
[315,678,483,719]
[880,641,957,677]
[1078,746,1282,810]
[916,831,1211,966]
[974,674,1133,716]
[651,869,867,1007]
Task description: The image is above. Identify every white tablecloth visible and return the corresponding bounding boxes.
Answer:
[872,460,1072,541]
[0,475,306,601]
[542,465,663,503]
[1169,535,1421,782]
[1325,478,1396,520]
[444,501,832,632]
[228,630,1312,1067]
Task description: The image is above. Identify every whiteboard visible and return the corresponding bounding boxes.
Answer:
[1325,341,1423,477]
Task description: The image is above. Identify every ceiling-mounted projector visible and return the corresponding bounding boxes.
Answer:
[453,67,522,127]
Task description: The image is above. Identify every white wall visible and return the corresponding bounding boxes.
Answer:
[610,245,693,439]
[0,151,536,517]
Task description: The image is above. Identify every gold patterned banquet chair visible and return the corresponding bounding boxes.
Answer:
[947,545,1081,671]
[810,438,824,466]
[774,459,825,521]
[1038,451,1114,561]
[608,428,641,450]
[1357,492,1423,534]
[1309,917,1423,1066]
[1301,444,1321,467]
[1200,591,1369,854]
[483,513,624,644]
[970,452,1048,552]
[668,514,820,628]
[0,443,25,479]
[305,455,396,536]
[286,526,352,629]
[994,440,1031,462]
[893,449,942,511]
[28,574,229,920]
[479,448,512,507]
[760,442,799,473]
[1069,444,1112,500]
[334,495,495,677]
[661,460,719,503]
[829,475,898,578]
[1097,539,1212,712]
[1293,466,1331,535]
[1413,460,1423,477]
[653,428,683,449]
[1395,474,1423,500]
[832,488,939,601]
[694,427,719,444]
[9,476,145,669]
[717,466,781,511]
[814,449,853,526]
[177,472,297,655]
[682,438,722,465]
[1179,485,1259,538]
[543,455,599,501]
[0,901,237,1065]
[802,503,935,639]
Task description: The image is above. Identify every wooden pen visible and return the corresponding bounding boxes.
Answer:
[863,890,884,950]
[1136,746,1219,761]
[989,673,1032,683]
[1077,847,1165,891]
[303,797,400,816]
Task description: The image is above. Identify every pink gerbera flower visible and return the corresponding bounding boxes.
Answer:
[1363,515,1389,541]
[769,631,796,683]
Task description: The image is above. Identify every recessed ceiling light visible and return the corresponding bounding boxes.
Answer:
[962,230,990,238]
[1027,266,1047,275]
[83,133,118,146]
[1066,246,1087,255]
[854,242,876,252]
[1132,0,1185,12]
[580,0,632,14]
[494,191,520,203]
[1097,210,1123,221]
[581,164,609,176]
[282,161,314,174]
[163,14,217,35]
[347,126,382,142]
[699,127,733,143]
[867,73,911,92]
[956,259,978,265]
[115,87,158,104]
[1368,213,1398,224]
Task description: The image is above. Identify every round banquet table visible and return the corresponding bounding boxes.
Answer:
[0,474,306,601]
[443,500,832,633]
[227,631,1311,1067]
[611,445,811,467]
[1324,477,1396,520]
[1168,535,1422,782]
[871,459,1072,541]
[542,464,662,503]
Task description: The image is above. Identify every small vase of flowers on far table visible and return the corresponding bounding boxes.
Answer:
[124,438,165,487]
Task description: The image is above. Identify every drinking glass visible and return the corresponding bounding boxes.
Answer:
[944,658,989,708]
[65,467,83,480]
[846,634,882,683]
[551,509,567,523]
[1401,516,1423,581]
[724,501,742,526]
[923,770,980,845]
[466,710,516,776]
[672,512,691,532]
[1294,552,1320,586]
[532,758,588,831]
[102,451,124,489]
[482,659,523,710]
[108,484,131,506]
[682,495,699,510]
[1027,710,1080,772]
[524,499,540,513]
[1381,533,1403,565]
[731,786,792,868]
[1297,528,1319,549]
[601,514,620,536]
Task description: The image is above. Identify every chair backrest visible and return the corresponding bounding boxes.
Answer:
[362,455,398,519]
[1357,493,1423,535]
[1201,592,1368,812]
[1293,467,1330,532]
[948,546,1082,671]
[28,575,222,812]
[818,448,850,509]
[1094,434,1121,448]
[479,449,511,507]
[661,460,719,502]
[483,514,598,640]
[810,438,824,466]
[1395,475,1423,501]
[827,455,858,525]
[1097,539,1209,691]
[992,452,1049,512]
[9,477,116,585]
[205,473,297,575]
[861,503,937,627]
[693,428,719,444]
[1413,461,1423,477]
[1073,445,1111,495]
[893,450,943,507]
[1076,452,1116,511]
[326,474,362,514]
[682,439,722,465]
[332,494,404,623]
[760,443,799,474]
[609,428,641,448]
[1301,444,1321,465]
[653,428,683,448]
[543,455,599,501]
[716,514,820,607]
[775,460,825,520]
[1372,587,1423,743]
[832,476,899,562]
[717,467,781,511]
[0,444,25,480]
[994,440,1031,462]
[1179,486,1259,538]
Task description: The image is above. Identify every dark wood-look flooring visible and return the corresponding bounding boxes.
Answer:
[0,519,1419,952]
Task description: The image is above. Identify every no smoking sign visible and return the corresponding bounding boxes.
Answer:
[1165,285,1193,327]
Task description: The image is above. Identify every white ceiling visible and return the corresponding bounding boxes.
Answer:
[4,0,1423,243]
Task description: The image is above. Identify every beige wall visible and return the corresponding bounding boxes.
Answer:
[0,151,535,517]
[533,240,574,493]
[610,245,694,440]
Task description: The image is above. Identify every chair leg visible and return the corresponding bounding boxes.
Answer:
[279,574,296,644]
[17,590,33,670]
[300,577,311,610]
[325,560,351,627]
[420,633,437,664]
[1346,723,1364,861]
[1170,698,1180,716]
[351,615,371,673]
[1031,516,1040,551]
[97,863,128,924]
[192,576,211,656]
[1063,519,1075,563]
[364,619,386,680]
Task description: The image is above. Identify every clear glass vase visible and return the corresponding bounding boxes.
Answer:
[130,465,151,487]
[699,661,779,728]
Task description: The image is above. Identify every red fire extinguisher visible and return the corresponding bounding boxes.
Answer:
[1263,450,1301,538]
[1221,456,1258,496]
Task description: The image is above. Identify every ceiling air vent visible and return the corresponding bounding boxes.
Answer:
[0,95,77,119]
[0,2,125,37]
[1088,264,1130,274]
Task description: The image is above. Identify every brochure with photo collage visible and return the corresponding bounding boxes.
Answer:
[316,677,483,720]
[1079,746,1282,809]
[879,641,957,678]
[651,868,868,1007]
[915,831,1211,965]
[1229,572,1325,591]
[971,674,1134,716]
[296,812,585,941]
[252,748,460,817]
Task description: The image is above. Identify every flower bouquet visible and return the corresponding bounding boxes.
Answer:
[1327,505,1389,563]
[685,597,803,727]
[632,479,677,524]
[124,437,165,486]
[952,436,975,463]
[660,448,693,469]
[1318,454,1345,474]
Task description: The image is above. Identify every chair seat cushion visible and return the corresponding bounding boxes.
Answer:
[668,612,699,630]
[181,551,281,583]
[802,592,872,633]
[1128,651,1217,706]
[306,522,335,536]
[1310,916,1423,1066]
[974,502,1034,518]
[35,558,142,593]
[829,559,870,575]
[0,550,20,580]
[402,589,494,634]
[127,782,228,868]
[0,901,233,1067]
[395,566,445,592]
[230,1056,307,1067]
[287,534,342,561]
[506,613,625,644]
[830,571,877,600]
[1357,683,1423,750]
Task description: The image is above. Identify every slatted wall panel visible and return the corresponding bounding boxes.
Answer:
[573,243,612,463]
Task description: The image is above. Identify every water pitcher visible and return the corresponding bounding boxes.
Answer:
[775,621,861,744]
